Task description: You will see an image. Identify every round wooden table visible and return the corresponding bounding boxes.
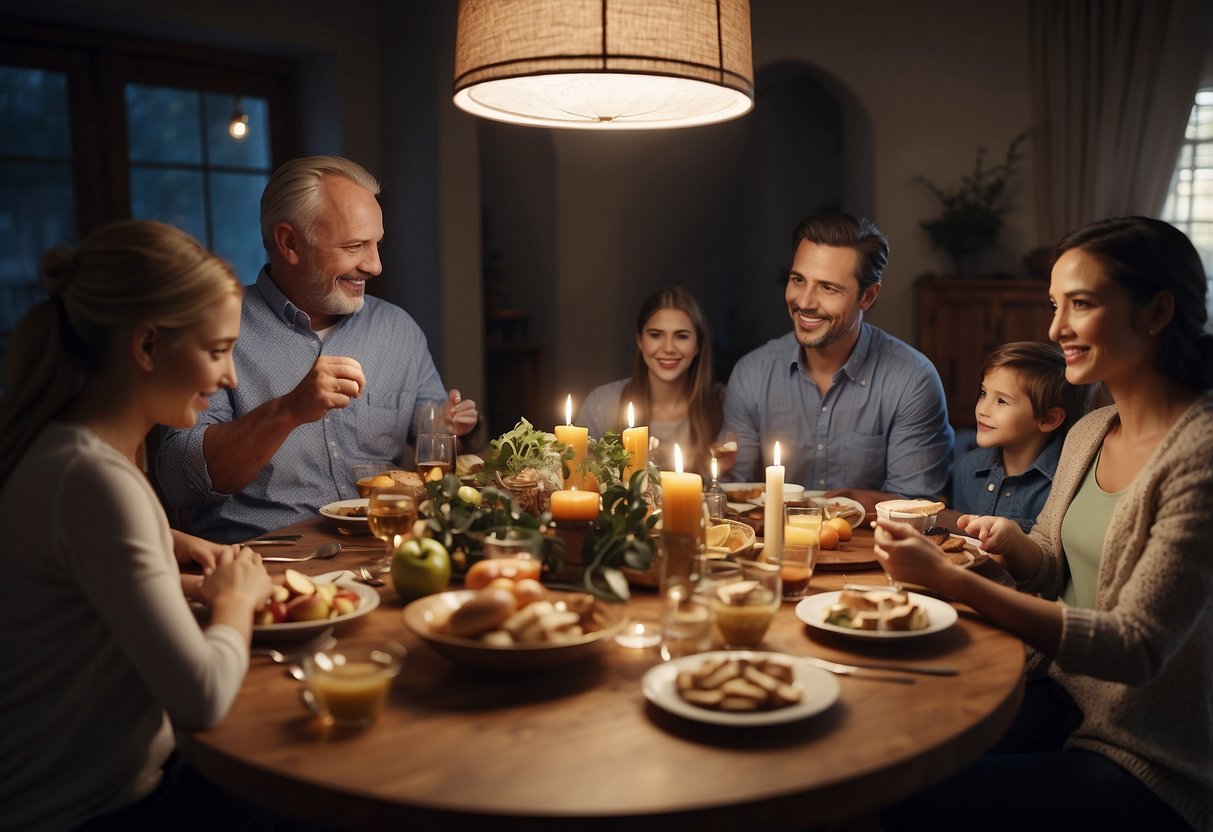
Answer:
[181,519,1024,831]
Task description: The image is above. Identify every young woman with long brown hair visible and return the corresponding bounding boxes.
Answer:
[578,285,723,477]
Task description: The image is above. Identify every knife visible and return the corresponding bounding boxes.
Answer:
[245,534,302,544]
[805,655,957,677]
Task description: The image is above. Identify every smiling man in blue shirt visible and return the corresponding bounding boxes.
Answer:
[720,213,954,506]
[156,156,478,542]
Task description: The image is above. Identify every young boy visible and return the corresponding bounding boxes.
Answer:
[951,341,1096,532]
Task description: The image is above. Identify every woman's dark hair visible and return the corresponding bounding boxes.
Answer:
[792,212,889,292]
[621,285,722,476]
[1056,217,1212,391]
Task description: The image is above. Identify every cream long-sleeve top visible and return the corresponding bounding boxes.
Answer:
[0,423,248,832]
[1022,393,1213,831]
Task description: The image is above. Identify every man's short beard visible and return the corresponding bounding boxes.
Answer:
[303,266,365,318]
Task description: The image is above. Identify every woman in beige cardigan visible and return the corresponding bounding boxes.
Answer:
[877,217,1213,831]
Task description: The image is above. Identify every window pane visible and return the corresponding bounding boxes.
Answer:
[126,84,202,165]
[0,66,72,158]
[209,171,269,284]
[204,93,271,169]
[0,161,76,333]
[129,166,207,242]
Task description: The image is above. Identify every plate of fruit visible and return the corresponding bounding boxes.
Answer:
[253,569,380,642]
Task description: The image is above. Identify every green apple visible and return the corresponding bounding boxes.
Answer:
[391,536,452,601]
[456,485,482,506]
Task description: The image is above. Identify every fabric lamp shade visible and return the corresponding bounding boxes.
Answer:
[453,0,754,130]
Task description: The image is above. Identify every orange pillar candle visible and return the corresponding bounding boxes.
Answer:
[621,401,649,488]
[550,488,600,521]
[661,444,703,536]
[764,441,785,562]
[554,394,589,490]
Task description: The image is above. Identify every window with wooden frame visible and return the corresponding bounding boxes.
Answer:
[1,18,296,350]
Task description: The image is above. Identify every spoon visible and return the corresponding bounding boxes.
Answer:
[261,542,343,563]
[357,566,385,587]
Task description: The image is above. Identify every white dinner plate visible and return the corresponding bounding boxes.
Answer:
[795,591,958,639]
[253,574,380,643]
[720,482,765,512]
[319,498,371,535]
[641,650,840,727]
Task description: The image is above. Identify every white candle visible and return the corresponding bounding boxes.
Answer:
[764,442,784,562]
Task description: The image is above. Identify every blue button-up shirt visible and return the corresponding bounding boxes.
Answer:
[720,325,954,497]
[155,268,446,542]
[950,433,1062,532]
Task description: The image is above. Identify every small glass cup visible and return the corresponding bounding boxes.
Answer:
[414,398,452,435]
[300,639,405,729]
[416,432,457,484]
[703,492,728,522]
[782,505,822,601]
[708,559,780,648]
[660,577,712,661]
[353,464,385,498]
[481,526,543,581]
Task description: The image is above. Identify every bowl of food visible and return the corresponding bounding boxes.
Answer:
[401,588,625,672]
[874,499,945,532]
[811,495,867,529]
[720,482,804,507]
[319,499,371,535]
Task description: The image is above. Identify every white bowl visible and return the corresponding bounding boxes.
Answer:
[874,500,941,532]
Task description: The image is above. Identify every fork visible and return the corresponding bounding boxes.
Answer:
[801,656,916,684]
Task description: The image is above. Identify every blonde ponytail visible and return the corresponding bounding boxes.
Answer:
[0,221,240,485]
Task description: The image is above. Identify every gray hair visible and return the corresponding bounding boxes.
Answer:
[260,155,381,252]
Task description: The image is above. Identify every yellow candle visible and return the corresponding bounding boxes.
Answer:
[764,442,785,562]
[661,444,703,536]
[550,488,600,521]
[554,394,590,491]
[621,401,649,488]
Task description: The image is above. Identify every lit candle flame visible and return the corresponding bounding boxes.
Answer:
[773,441,781,467]
[627,401,635,429]
[392,533,402,549]
[565,393,573,426]
[674,443,684,473]
[711,456,719,480]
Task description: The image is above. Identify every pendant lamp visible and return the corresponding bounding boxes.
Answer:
[453,0,754,130]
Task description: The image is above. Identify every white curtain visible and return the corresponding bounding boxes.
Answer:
[1030,0,1213,246]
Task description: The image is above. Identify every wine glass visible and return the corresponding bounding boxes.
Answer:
[416,432,456,484]
[367,485,418,573]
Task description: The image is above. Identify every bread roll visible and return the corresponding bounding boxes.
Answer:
[448,589,517,637]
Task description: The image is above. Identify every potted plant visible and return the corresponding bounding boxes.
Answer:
[915,130,1028,277]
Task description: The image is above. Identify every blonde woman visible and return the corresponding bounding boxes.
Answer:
[0,221,274,830]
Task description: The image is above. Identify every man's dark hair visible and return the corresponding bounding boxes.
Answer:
[792,212,889,292]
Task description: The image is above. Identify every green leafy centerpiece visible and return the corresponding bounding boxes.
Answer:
[476,418,572,515]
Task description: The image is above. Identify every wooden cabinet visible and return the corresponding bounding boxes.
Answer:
[914,275,1054,428]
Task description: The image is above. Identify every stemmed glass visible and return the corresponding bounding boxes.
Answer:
[416,432,457,484]
[367,485,418,573]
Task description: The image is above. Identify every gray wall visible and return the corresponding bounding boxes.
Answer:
[8,0,1045,431]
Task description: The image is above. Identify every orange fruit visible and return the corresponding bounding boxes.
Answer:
[826,517,853,542]
[818,523,840,550]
